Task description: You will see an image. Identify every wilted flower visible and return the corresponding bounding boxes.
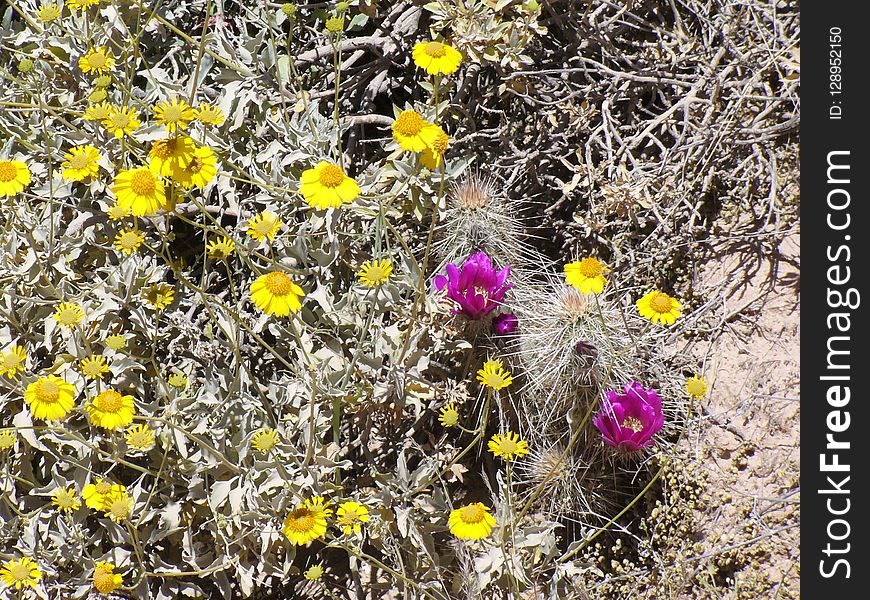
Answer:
[592,382,664,451]
[433,252,513,319]
[492,312,518,335]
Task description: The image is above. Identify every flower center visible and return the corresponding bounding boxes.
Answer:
[341,509,360,523]
[129,170,156,195]
[254,220,275,235]
[151,139,176,158]
[69,152,91,170]
[95,482,112,494]
[56,491,75,509]
[366,265,387,281]
[95,390,124,413]
[87,53,107,69]
[36,380,60,403]
[431,131,449,154]
[56,308,81,325]
[460,504,485,524]
[482,373,505,388]
[425,42,447,58]
[577,258,603,277]
[649,293,674,313]
[161,104,184,123]
[7,562,31,582]
[108,498,130,519]
[94,566,117,592]
[622,416,644,433]
[318,164,345,188]
[187,156,204,174]
[0,161,17,182]
[1,353,21,369]
[285,508,316,532]
[118,232,139,249]
[263,272,295,296]
[128,430,151,447]
[393,111,425,136]
[109,113,131,129]
[498,438,519,454]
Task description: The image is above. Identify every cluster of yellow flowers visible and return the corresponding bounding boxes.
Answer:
[281,497,371,545]
[1,555,123,595]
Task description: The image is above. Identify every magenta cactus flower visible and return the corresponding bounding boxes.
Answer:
[433,252,513,319]
[492,312,518,335]
[592,382,664,451]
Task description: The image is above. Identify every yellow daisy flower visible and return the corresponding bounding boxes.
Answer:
[0,344,27,378]
[80,355,110,380]
[324,16,344,33]
[206,236,235,260]
[61,144,101,182]
[685,375,708,399]
[167,372,187,388]
[299,161,360,210]
[564,257,609,294]
[36,3,62,23]
[0,159,31,197]
[113,167,166,216]
[113,228,145,255]
[125,424,155,450]
[420,126,450,170]
[246,210,283,242]
[148,135,196,177]
[476,358,513,391]
[88,88,108,103]
[100,488,133,522]
[194,102,226,126]
[0,430,15,451]
[153,98,196,133]
[83,479,121,510]
[51,486,82,513]
[94,74,112,88]
[438,402,459,428]
[86,388,135,430]
[142,283,175,310]
[357,259,393,287]
[250,271,305,316]
[0,557,42,590]
[105,202,132,221]
[79,46,115,75]
[448,502,495,540]
[104,334,127,350]
[303,564,324,580]
[282,496,332,545]
[24,375,76,421]
[412,40,463,75]
[53,301,86,327]
[84,101,114,122]
[102,105,140,139]
[68,0,101,10]
[391,109,441,152]
[170,145,217,188]
[487,431,529,461]
[251,428,279,454]
[93,562,123,594]
[636,291,682,325]
[336,501,370,535]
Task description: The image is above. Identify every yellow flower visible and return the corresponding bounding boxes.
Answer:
[113,167,166,216]
[357,259,393,287]
[105,202,132,221]
[113,228,145,255]
[476,358,513,391]
[94,74,112,88]
[53,301,86,327]
[61,144,101,182]
[102,105,140,138]
[488,431,529,461]
[448,502,495,540]
[83,479,120,510]
[206,236,235,260]
[36,3,62,23]
[68,0,102,10]
[84,101,114,122]
[148,135,196,177]
[24,375,76,421]
[88,88,108,103]
[167,372,187,388]
[391,109,441,152]
[303,564,324,580]
[0,344,27,378]
[86,388,135,430]
[252,428,279,454]
[170,145,217,189]
[101,488,133,522]
[0,160,31,197]
[336,501,370,535]
[299,161,360,210]
[51,486,81,513]
[125,424,155,450]
[420,126,449,170]
[80,355,110,380]
[438,402,459,428]
[0,430,15,451]
[412,40,463,75]
[0,557,42,590]
[194,102,226,126]
[93,562,123,594]
[325,16,344,32]
[79,46,115,75]
[153,98,196,133]
[250,271,305,316]
[282,496,332,545]
[685,375,708,399]
[105,334,127,350]
[246,210,283,242]
[142,283,175,310]
[564,257,608,294]
[636,291,682,325]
